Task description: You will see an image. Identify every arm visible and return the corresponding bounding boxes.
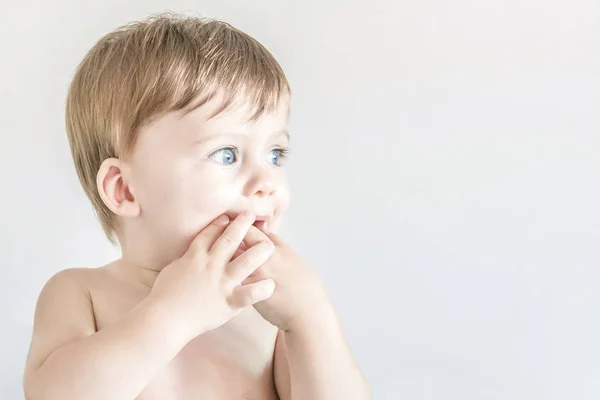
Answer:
[274,302,371,400]
[24,213,277,400]
[23,269,188,400]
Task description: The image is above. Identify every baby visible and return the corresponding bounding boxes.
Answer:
[22,12,371,400]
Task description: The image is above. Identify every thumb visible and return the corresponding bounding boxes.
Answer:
[241,265,269,285]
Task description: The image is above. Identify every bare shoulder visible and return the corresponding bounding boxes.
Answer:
[24,267,105,376]
[34,266,107,310]
[33,267,102,315]
[44,266,102,288]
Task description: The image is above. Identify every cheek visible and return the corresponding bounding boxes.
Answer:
[185,178,230,215]
[133,163,229,229]
[277,187,291,214]
[278,179,291,210]
[171,171,237,227]
[271,183,291,232]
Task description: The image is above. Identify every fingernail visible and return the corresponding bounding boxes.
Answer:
[264,280,275,293]
[218,215,229,224]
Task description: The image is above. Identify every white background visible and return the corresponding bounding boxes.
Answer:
[1,1,599,399]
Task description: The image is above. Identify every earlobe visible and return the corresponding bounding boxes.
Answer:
[96,158,140,218]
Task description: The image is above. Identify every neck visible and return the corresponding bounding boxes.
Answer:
[115,225,190,288]
[113,257,161,289]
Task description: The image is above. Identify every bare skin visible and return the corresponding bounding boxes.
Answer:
[23,94,371,399]
[35,264,279,400]
[24,214,283,400]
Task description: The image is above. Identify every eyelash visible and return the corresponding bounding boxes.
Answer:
[211,146,291,164]
[276,147,291,161]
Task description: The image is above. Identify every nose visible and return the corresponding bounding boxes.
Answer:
[243,167,277,199]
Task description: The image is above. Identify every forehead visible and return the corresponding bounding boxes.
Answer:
[134,93,290,156]
[179,93,290,134]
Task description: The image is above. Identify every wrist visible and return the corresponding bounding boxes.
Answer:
[140,295,198,349]
[283,297,338,334]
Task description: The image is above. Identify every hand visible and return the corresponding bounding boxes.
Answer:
[148,212,277,342]
[240,226,330,332]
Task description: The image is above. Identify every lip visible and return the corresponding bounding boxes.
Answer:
[248,214,272,232]
[224,212,272,223]
[251,215,271,231]
[224,212,272,240]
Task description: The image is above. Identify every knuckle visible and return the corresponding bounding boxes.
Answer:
[187,243,205,259]
[231,290,250,308]
[220,232,235,245]
[218,284,229,299]
[240,254,255,271]
[198,226,216,238]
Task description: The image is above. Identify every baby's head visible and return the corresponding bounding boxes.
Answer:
[66,13,291,265]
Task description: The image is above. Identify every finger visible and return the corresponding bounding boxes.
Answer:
[253,220,269,233]
[231,240,252,261]
[227,240,275,283]
[230,236,249,261]
[188,214,230,254]
[210,212,255,265]
[228,279,275,309]
[231,246,245,261]
[241,265,268,286]
[242,225,271,249]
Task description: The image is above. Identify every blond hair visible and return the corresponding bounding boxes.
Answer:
[65,12,291,243]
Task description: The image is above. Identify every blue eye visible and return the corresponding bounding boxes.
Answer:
[268,148,290,166]
[209,147,237,165]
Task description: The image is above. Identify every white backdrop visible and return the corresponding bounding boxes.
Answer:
[1,1,599,399]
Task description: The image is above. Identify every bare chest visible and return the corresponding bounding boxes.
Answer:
[91,282,279,400]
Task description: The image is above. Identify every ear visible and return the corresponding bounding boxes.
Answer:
[96,158,140,218]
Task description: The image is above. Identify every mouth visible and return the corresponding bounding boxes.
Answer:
[225,212,271,232]
[231,214,271,257]
[252,216,270,232]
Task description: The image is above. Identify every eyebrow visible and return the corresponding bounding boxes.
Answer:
[224,129,290,141]
[190,129,290,147]
[273,129,290,142]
